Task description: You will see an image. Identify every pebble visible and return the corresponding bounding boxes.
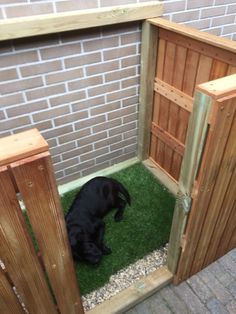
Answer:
[82,244,168,311]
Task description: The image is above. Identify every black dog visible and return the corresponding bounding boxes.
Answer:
[65,177,130,264]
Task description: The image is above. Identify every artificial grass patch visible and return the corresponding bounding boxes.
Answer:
[61,163,176,295]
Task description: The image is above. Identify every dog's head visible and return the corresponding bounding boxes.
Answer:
[67,227,102,264]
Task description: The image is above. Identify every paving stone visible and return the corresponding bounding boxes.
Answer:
[226,299,236,314]
[147,294,173,314]
[187,274,213,304]
[173,281,208,314]
[206,297,229,314]
[198,267,233,305]
[125,307,139,314]
[160,285,189,314]
[228,281,236,298]
[218,254,236,279]
[228,249,236,262]
[208,261,234,287]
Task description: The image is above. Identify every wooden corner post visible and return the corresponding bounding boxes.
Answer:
[167,89,213,274]
[138,20,159,161]
[0,129,84,314]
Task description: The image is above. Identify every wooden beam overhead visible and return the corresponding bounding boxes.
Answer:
[0,1,163,41]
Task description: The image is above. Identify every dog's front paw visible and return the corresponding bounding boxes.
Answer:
[102,245,112,255]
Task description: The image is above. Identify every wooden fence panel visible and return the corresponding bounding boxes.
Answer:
[148,19,236,182]
[174,75,236,283]
[0,166,57,314]
[0,268,25,314]
[11,152,84,314]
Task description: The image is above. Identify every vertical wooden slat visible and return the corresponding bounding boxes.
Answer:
[169,45,187,180]
[0,166,57,314]
[0,268,25,314]
[216,199,236,259]
[11,152,84,314]
[204,168,236,265]
[195,55,213,86]
[160,41,176,172]
[210,59,228,80]
[138,20,158,161]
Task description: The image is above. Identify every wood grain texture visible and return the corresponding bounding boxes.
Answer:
[149,18,236,55]
[197,73,236,100]
[151,123,185,157]
[0,166,57,314]
[175,96,236,283]
[11,152,84,314]
[138,21,158,160]
[191,101,236,273]
[154,79,193,113]
[204,164,236,266]
[0,2,163,41]
[0,129,48,167]
[167,91,212,275]
[87,266,172,314]
[0,268,25,314]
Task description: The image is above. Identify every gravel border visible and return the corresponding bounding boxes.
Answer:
[82,244,168,311]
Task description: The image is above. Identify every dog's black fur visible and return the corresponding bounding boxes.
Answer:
[65,177,130,264]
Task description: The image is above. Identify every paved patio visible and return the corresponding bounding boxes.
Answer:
[125,249,236,314]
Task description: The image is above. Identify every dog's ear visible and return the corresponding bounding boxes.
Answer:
[68,227,84,246]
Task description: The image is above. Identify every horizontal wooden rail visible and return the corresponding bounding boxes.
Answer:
[0,1,162,41]
[87,266,172,314]
[148,17,236,54]
[154,78,193,112]
[151,122,185,156]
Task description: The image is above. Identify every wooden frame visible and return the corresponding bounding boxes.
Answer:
[0,1,162,41]
[138,18,236,277]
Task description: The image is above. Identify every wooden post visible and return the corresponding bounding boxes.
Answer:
[0,166,57,313]
[138,20,159,160]
[11,152,84,314]
[167,91,212,274]
[0,129,84,314]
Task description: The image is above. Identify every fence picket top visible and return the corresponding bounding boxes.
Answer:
[0,128,48,167]
[197,74,236,99]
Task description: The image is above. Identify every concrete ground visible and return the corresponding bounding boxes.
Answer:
[125,249,236,314]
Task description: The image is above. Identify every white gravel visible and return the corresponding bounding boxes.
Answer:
[82,244,168,311]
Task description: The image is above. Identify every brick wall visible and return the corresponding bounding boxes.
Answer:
[0,1,235,184]
[163,0,236,40]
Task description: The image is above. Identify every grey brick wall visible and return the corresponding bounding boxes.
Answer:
[0,1,235,184]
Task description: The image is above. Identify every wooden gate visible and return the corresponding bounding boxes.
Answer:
[138,18,236,283]
[174,75,236,283]
[147,18,236,182]
[0,129,84,313]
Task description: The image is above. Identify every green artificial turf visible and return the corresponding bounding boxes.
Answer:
[61,163,176,295]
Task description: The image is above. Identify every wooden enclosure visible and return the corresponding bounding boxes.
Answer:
[148,18,236,182]
[174,75,236,283]
[139,18,236,284]
[0,4,236,312]
[0,130,83,314]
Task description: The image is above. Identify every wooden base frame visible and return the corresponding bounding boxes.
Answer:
[87,266,172,314]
